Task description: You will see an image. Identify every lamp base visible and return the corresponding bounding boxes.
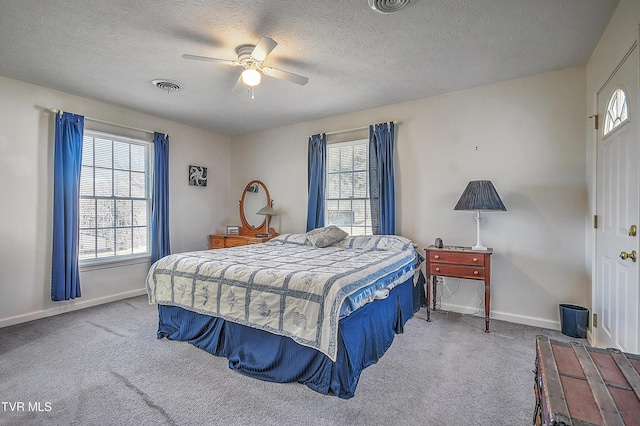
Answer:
[472,211,489,251]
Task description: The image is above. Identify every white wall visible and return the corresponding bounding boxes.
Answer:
[0,76,231,327]
[231,66,588,330]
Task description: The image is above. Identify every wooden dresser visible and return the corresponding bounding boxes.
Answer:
[208,233,275,249]
[211,180,278,249]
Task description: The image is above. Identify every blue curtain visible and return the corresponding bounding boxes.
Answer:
[51,112,84,301]
[306,133,327,231]
[369,122,395,235]
[150,132,170,264]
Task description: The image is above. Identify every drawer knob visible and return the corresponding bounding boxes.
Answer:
[472,257,478,262]
[434,254,440,259]
[435,267,440,272]
[473,270,479,275]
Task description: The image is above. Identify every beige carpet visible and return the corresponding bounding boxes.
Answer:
[0,295,578,426]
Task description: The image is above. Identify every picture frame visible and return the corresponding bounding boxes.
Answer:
[188,165,207,186]
[226,225,240,235]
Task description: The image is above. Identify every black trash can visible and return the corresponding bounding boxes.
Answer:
[559,304,589,338]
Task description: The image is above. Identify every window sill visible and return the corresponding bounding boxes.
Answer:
[80,254,151,272]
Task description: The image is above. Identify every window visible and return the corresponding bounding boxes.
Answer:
[604,88,629,136]
[79,131,152,261]
[325,139,372,235]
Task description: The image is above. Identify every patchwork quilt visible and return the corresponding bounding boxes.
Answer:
[146,234,419,361]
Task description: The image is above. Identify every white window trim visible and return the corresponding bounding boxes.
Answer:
[80,254,151,271]
[79,129,153,265]
[325,138,372,235]
[603,87,630,138]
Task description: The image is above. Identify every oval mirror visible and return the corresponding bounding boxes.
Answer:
[240,180,270,232]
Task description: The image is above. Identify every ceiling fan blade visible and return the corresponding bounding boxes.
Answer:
[262,67,309,86]
[232,74,245,92]
[182,54,238,66]
[251,36,278,62]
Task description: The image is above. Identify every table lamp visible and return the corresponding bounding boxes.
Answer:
[454,180,506,250]
[256,204,278,237]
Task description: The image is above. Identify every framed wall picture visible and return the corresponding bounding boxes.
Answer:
[189,165,207,186]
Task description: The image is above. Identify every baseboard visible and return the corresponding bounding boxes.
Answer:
[5,292,563,331]
[438,302,561,331]
[586,328,594,346]
[0,288,148,328]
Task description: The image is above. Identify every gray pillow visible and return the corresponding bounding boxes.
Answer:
[306,226,348,248]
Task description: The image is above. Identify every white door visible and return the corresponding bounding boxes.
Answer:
[595,42,640,353]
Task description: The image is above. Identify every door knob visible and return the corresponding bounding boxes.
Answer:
[620,250,637,262]
[629,225,637,237]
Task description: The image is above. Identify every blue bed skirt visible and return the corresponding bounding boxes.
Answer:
[157,276,423,398]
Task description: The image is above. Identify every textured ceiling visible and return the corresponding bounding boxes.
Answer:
[0,0,619,136]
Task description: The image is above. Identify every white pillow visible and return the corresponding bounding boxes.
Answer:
[332,235,413,252]
[268,233,310,245]
[305,226,348,248]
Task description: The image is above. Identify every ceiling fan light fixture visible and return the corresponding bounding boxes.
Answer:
[183,36,308,91]
[241,68,261,86]
[368,0,414,14]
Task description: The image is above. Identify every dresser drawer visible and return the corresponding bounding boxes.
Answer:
[430,251,485,266]
[209,236,225,249]
[208,233,277,248]
[224,237,247,247]
[430,264,485,280]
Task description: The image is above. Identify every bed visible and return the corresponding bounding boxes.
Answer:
[146,231,424,398]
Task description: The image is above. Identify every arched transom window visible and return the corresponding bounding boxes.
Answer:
[604,88,629,136]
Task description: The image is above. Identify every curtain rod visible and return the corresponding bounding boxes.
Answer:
[49,108,167,137]
[309,120,398,138]
[309,120,398,137]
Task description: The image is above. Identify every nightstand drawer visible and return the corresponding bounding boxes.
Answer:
[430,264,485,280]
[430,251,485,266]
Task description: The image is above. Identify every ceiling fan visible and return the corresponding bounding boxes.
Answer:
[182,36,308,97]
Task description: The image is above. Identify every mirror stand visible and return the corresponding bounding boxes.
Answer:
[208,180,278,249]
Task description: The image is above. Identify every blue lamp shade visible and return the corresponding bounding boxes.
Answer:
[454,180,506,212]
[454,180,506,251]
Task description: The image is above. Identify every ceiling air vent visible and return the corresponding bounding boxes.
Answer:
[368,0,414,14]
[152,79,182,93]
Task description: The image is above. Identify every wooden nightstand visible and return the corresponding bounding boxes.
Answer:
[425,245,493,332]
[208,233,276,249]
